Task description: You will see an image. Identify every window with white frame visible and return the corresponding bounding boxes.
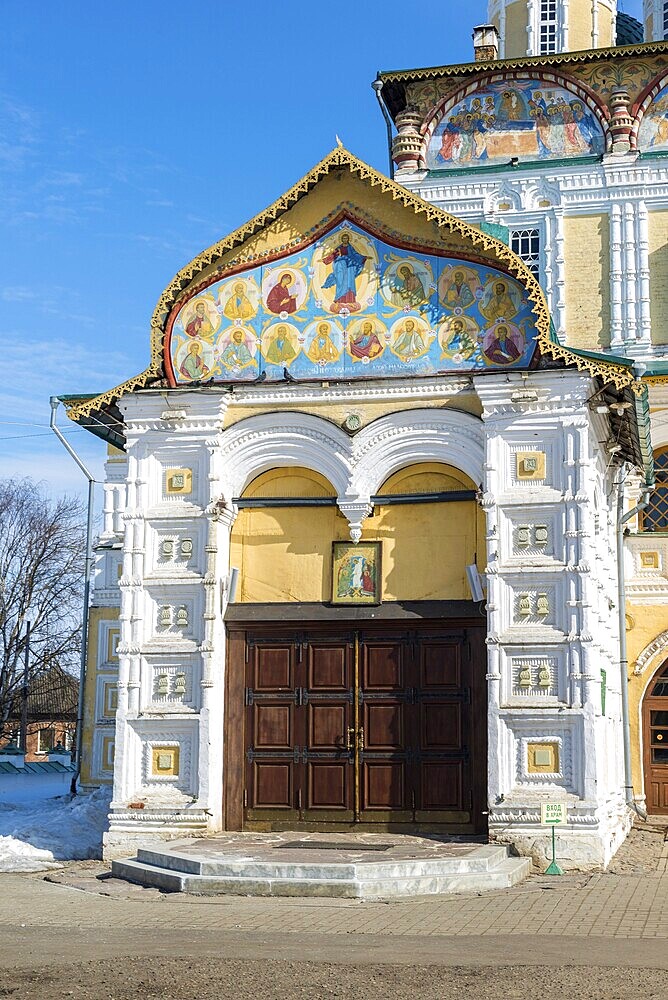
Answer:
[664,1,668,40]
[510,228,542,281]
[539,0,558,54]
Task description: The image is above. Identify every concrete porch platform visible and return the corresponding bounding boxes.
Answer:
[111,831,532,898]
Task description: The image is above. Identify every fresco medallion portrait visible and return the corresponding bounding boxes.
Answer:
[381,256,434,313]
[261,322,301,367]
[262,265,309,317]
[389,315,433,362]
[311,228,378,315]
[216,277,261,322]
[346,317,388,363]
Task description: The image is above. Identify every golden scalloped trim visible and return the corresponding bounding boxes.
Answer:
[65,145,637,420]
[378,40,668,85]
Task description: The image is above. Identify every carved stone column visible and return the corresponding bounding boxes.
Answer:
[391,107,423,173]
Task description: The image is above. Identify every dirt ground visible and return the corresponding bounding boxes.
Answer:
[1,958,667,1000]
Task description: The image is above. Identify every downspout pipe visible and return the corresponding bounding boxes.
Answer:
[49,397,96,794]
[616,471,653,811]
[372,78,394,177]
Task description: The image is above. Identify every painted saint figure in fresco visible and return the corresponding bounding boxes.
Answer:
[179,341,210,381]
[265,324,298,365]
[185,301,215,340]
[441,318,477,359]
[393,318,427,360]
[349,321,384,361]
[389,264,427,308]
[307,322,340,364]
[321,232,368,313]
[483,324,522,365]
[480,281,520,324]
[442,269,476,309]
[220,329,254,369]
[266,273,298,315]
[221,281,255,321]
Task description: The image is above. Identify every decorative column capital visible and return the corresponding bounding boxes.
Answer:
[338,499,374,544]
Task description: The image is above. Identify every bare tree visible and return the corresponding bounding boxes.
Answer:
[0,479,85,738]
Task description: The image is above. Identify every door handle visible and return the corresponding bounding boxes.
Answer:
[358,727,365,751]
[347,727,355,751]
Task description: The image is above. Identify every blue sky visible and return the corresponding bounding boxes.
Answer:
[0,0,643,498]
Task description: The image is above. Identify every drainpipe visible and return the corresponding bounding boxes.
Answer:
[372,78,394,177]
[616,471,652,811]
[50,397,96,794]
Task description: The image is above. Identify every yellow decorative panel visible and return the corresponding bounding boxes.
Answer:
[101,737,115,773]
[165,468,192,495]
[151,746,180,777]
[563,214,610,351]
[107,628,120,663]
[516,451,546,480]
[649,212,668,346]
[103,683,118,718]
[81,606,119,787]
[640,551,660,569]
[527,742,560,774]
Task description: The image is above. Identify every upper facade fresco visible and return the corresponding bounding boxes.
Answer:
[639,81,668,151]
[165,220,540,385]
[426,78,605,170]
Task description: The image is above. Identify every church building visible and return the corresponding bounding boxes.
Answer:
[65,0,668,868]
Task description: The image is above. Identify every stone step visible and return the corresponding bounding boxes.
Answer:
[134,843,511,880]
[112,852,531,899]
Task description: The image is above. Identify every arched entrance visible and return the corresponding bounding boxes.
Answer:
[223,460,488,834]
[643,660,668,814]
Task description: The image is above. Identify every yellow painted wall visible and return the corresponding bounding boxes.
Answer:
[564,214,610,350]
[626,602,668,804]
[230,464,483,603]
[223,398,482,432]
[80,605,119,786]
[499,1,529,57]
[649,212,668,346]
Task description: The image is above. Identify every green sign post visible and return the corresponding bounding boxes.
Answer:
[540,802,567,875]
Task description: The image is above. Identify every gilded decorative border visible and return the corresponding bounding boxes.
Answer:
[377,41,668,85]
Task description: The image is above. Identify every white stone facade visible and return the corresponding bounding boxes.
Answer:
[92,372,630,867]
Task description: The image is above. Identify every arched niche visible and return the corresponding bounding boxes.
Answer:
[230,466,348,604]
[371,462,485,602]
[421,72,608,170]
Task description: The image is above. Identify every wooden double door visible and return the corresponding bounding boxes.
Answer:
[236,624,486,833]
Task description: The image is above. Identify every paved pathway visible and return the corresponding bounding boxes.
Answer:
[0,826,665,973]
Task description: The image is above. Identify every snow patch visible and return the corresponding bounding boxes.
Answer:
[0,787,110,872]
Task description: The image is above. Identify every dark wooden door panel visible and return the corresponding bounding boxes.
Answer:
[362,640,405,690]
[363,760,407,811]
[308,642,349,690]
[421,703,463,750]
[644,698,668,815]
[306,762,351,811]
[252,762,293,809]
[253,643,294,690]
[253,703,294,750]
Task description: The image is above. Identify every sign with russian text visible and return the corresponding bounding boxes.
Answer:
[541,802,567,826]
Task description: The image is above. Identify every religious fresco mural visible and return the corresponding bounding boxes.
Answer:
[638,83,668,151]
[167,220,540,384]
[426,79,604,170]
